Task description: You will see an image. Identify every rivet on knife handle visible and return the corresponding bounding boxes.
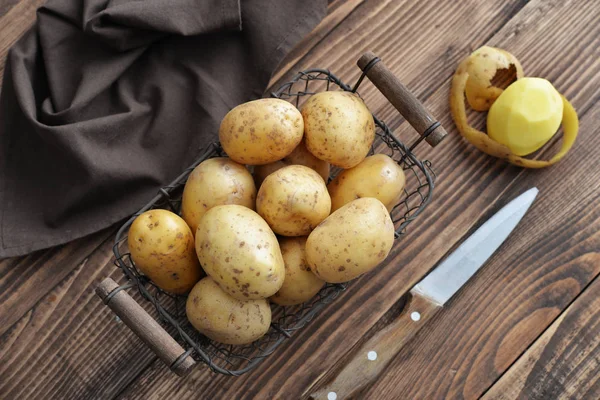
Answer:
[308,291,442,399]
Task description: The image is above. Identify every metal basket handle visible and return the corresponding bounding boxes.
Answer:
[357,51,447,147]
[96,277,195,377]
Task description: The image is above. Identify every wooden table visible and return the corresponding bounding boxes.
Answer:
[1,1,599,399]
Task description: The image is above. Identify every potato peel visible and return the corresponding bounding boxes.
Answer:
[464,46,524,111]
[450,46,578,168]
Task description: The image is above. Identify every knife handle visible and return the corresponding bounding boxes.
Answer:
[308,291,442,399]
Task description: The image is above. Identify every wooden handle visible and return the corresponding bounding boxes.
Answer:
[357,51,447,147]
[95,277,195,377]
[308,291,442,399]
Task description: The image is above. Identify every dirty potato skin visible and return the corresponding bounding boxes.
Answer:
[128,210,203,294]
[181,157,256,234]
[302,91,375,169]
[271,237,325,306]
[306,198,395,283]
[254,140,330,187]
[219,98,304,165]
[328,154,405,213]
[195,205,285,300]
[256,165,331,236]
[186,277,271,345]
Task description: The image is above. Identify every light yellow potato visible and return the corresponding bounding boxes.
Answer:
[271,237,325,306]
[195,205,285,300]
[254,140,330,187]
[186,277,271,345]
[306,198,395,283]
[253,160,288,188]
[256,165,331,236]
[219,98,304,165]
[181,158,256,234]
[283,139,330,181]
[302,91,375,169]
[128,210,203,294]
[328,154,405,212]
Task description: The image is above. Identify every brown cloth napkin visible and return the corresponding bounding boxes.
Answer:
[0,0,326,257]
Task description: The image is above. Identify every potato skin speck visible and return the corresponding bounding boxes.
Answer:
[186,277,271,345]
[219,99,304,165]
[305,198,394,283]
[128,209,204,294]
[301,91,375,169]
[195,205,285,300]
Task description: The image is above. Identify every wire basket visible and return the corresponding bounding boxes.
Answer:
[106,52,444,376]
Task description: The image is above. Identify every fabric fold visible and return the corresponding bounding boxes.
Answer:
[0,0,326,257]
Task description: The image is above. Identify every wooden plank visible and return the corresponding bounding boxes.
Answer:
[0,0,45,86]
[482,275,600,400]
[268,0,366,87]
[0,228,114,336]
[115,1,547,399]
[362,95,600,399]
[2,2,598,400]
[0,0,22,19]
[119,0,600,398]
[0,239,158,399]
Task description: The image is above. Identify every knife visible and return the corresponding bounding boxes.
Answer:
[308,188,539,400]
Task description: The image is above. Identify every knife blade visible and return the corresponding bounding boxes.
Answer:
[308,188,539,400]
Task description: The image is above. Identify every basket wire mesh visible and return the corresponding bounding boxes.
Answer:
[113,68,436,375]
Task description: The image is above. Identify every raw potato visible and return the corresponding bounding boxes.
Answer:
[328,154,405,213]
[181,157,256,234]
[256,165,331,236]
[195,205,285,300]
[128,210,203,294]
[254,140,330,187]
[253,160,288,188]
[306,198,395,283]
[302,91,375,169]
[186,277,271,345]
[219,98,304,165]
[283,139,330,182]
[271,237,325,306]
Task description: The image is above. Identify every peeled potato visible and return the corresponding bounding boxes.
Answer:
[302,91,375,169]
[181,157,256,234]
[195,205,285,300]
[257,165,331,236]
[306,198,395,283]
[450,46,579,168]
[487,77,563,156]
[219,98,304,165]
[186,277,271,345]
[328,154,405,213]
[271,237,325,306]
[128,209,203,294]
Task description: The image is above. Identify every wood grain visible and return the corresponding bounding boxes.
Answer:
[309,291,442,400]
[117,1,541,399]
[0,0,45,86]
[0,0,599,399]
[482,275,600,400]
[96,278,195,377]
[364,96,600,399]
[268,0,365,87]
[0,240,158,399]
[0,228,113,336]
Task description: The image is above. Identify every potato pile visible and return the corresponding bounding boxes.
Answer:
[127,94,406,345]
